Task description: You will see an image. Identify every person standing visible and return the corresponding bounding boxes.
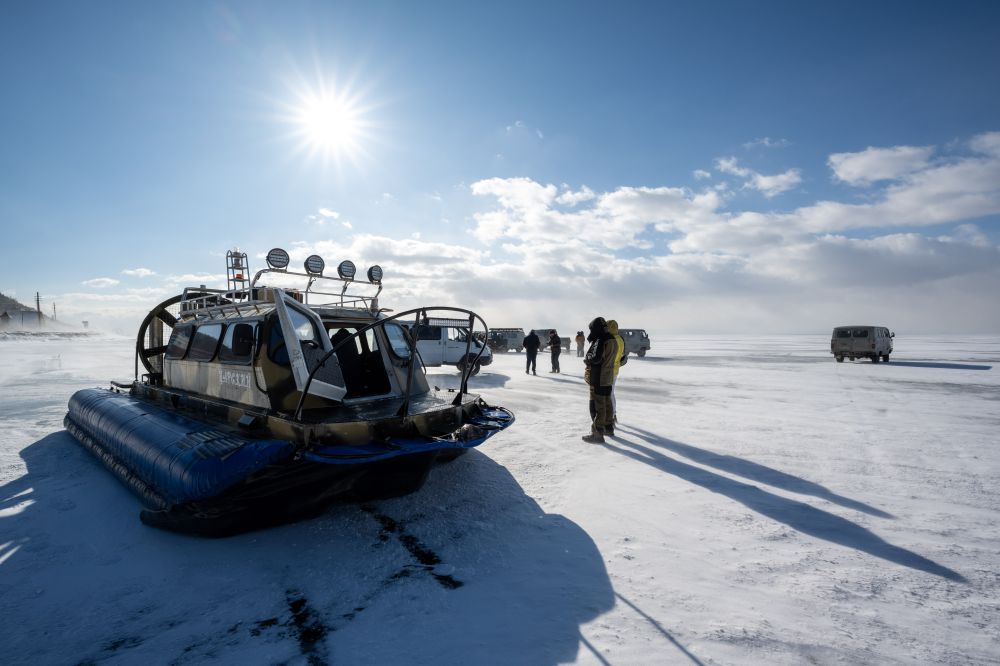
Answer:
[523,329,540,375]
[606,319,627,423]
[548,330,561,373]
[575,331,585,357]
[582,317,616,443]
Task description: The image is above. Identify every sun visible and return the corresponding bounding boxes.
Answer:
[280,75,377,168]
[296,92,362,155]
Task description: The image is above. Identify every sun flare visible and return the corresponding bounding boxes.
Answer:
[297,93,362,154]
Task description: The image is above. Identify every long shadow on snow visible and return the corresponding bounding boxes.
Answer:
[879,361,992,371]
[621,425,894,519]
[0,432,616,666]
[603,434,965,582]
[425,370,511,390]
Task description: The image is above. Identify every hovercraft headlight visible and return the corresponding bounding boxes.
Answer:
[304,255,326,275]
[337,260,356,280]
[367,265,383,284]
[266,247,290,270]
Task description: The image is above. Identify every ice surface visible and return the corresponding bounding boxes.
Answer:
[1,334,998,664]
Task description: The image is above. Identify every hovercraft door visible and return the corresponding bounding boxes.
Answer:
[273,294,348,402]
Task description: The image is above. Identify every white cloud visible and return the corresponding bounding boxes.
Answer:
[743,137,790,149]
[715,157,802,197]
[121,268,156,278]
[318,208,340,219]
[556,185,596,206]
[81,277,120,288]
[342,221,353,229]
[969,131,1000,157]
[828,145,934,185]
[693,169,711,180]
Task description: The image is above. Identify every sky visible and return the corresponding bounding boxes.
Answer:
[1,1,999,334]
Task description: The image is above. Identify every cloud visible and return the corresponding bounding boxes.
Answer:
[828,145,934,185]
[81,277,120,288]
[693,169,711,180]
[121,268,156,278]
[715,157,802,197]
[743,137,790,149]
[556,185,596,206]
[318,208,340,219]
[458,133,1000,331]
[970,131,1000,157]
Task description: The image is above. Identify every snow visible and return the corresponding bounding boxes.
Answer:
[1,333,998,665]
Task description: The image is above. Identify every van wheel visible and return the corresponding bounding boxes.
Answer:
[872,355,880,363]
[835,355,844,362]
[882,354,890,363]
[637,349,646,358]
[458,358,481,376]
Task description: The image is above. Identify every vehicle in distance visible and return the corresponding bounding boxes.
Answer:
[410,318,494,374]
[618,328,651,357]
[487,328,525,352]
[530,329,571,352]
[831,325,894,363]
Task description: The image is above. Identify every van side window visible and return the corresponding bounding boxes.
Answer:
[219,322,256,364]
[852,329,869,338]
[165,325,194,359]
[836,329,851,338]
[415,325,440,341]
[188,324,225,361]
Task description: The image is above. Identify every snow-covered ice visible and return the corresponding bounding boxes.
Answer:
[1,333,998,665]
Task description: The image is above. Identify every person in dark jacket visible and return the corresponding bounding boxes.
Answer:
[582,317,617,443]
[548,329,561,373]
[523,330,540,375]
[575,331,585,357]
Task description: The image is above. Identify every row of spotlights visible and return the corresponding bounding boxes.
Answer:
[265,247,383,283]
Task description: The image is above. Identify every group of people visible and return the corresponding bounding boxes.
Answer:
[521,319,628,444]
[522,329,563,375]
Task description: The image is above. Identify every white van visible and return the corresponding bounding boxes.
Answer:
[618,328,651,357]
[409,319,493,375]
[831,326,894,363]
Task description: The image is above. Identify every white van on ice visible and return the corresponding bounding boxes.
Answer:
[831,325,894,363]
[618,328,651,357]
[409,318,493,375]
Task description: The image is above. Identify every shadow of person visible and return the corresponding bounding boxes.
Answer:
[602,435,965,583]
[620,424,894,519]
[1,434,615,666]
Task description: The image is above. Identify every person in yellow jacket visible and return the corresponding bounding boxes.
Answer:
[582,317,618,443]
[606,319,627,423]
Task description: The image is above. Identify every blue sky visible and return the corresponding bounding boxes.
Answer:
[2,1,999,333]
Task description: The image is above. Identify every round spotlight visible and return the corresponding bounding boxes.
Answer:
[304,254,326,275]
[367,265,383,283]
[337,260,357,280]
[266,247,290,270]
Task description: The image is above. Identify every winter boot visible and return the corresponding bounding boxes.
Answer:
[581,429,605,444]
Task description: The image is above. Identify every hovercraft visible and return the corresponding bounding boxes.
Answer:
[64,248,514,536]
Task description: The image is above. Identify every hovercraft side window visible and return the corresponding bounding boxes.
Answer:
[267,319,289,366]
[188,323,225,361]
[219,322,257,364]
[165,324,194,360]
[384,322,411,359]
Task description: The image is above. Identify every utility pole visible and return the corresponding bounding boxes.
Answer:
[52,303,57,321]
[36,291,42,328]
